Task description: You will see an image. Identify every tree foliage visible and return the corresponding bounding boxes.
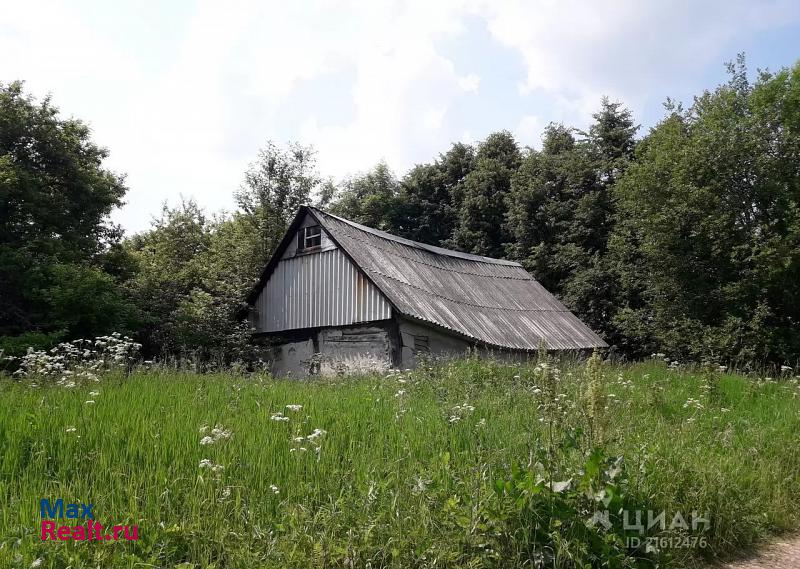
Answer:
[610,57,800,363]
[5,57,800,366]
[449,131,520,258]
[0,81,132,348]
[123,141,326,360]
[506,100,638,340]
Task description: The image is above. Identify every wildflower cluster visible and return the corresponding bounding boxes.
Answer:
[448,402,475,424]
[291,427,327,457]
[393,382,409,418]
[198,458,224,473]
[698,359,724,402]
[271,404,303,423]
[683,398,704,410]
[683,397,705,423]
[199,425,232,446]
[198,425,232,481]
[269,404,328,460]
[3,333,141,386]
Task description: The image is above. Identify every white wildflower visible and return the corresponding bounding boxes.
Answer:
[210,426,232,440]
[84,400,95,404]
[306,428,326,441]
[476,418,486,428]
[65,426,77,433]
[89,391,99,397]
[285,404,302,412]
[270,413,289,422]
[31,559,43,568]
[200,436,215,446]
[270,484,279,494]
[412,476,431,495]
[198,458,224,473]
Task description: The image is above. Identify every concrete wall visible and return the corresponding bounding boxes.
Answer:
[261,317,539,377]
[258,321,395,378]
[397,318,472,369]
[266,338,316,378]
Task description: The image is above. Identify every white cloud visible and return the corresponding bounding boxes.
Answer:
[483,0,800,126]
[2,0,798,232]
[458,73,481,92]
[514,115,542,149]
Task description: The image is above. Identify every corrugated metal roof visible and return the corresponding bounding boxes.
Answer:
[308,207,607,351]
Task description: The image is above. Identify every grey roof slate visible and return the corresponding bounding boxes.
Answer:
[308,207,606,351]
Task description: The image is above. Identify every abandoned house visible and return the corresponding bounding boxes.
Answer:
[244,206,606,377]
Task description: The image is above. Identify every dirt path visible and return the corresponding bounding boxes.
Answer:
[718,536,800,568]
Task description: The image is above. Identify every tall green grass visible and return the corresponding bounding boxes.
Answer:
[0,359,798,568]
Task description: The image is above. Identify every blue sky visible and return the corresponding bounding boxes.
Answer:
[2,0,799,233]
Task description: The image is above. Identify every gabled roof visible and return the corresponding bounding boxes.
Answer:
[247,206,606,351]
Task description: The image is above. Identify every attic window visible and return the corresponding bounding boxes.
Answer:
[299,225,322,250]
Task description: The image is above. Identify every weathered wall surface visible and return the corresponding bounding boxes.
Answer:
[258,322,395,378]
[260,318,540,378]
[253,248,392,333]
[264,338,316,378]
[397,317,543,368]
[397,318,472,369]
[319,326,391,363]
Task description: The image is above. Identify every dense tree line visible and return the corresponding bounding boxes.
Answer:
[2,57,799,366]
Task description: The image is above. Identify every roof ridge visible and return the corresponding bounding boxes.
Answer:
[361,265,569,313]
[330,221,535,281]
[309,206,522,267]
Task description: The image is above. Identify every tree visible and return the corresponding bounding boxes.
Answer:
[125,142,327,360]
[0,81,131,346]
[328,162,401,230]
[450,131,520,258]
[124,200,212,355]
[234,141,321,274]
[505,100,638,340]
[396,143,474,245]
[610,56,800,363]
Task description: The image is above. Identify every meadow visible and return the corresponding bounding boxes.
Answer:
[1,353,799,568]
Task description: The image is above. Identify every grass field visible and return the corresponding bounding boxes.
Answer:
[1,356,799,568]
